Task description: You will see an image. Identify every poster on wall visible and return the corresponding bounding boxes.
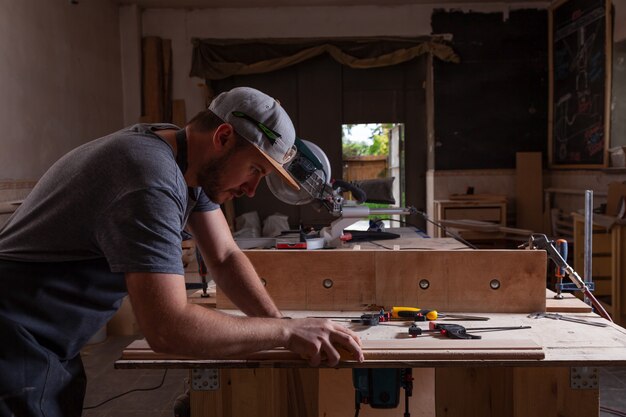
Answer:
[548,0,612,168]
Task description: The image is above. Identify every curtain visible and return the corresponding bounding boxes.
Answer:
[190,37,459,81]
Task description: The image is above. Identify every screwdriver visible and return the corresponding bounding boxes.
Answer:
[391,306,439,321]
[391,306,489,321]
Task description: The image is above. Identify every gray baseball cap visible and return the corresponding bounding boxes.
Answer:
[209,87,300,190]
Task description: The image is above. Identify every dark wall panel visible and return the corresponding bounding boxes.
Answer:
[432,9,548,170]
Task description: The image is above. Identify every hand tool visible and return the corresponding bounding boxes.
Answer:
[527,312,609,327]
[195,250,210,298]
[525,234,613,322]
[309,310,392,326]
[408,323,532,339]
[391,306,489,321]
[553,239,568,299]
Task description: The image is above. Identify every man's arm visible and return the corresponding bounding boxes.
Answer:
[125,272,363,366]
[187,209,281,318]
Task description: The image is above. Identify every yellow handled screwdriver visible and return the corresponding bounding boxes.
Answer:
[391,306,490,321]
[391,306,439,321]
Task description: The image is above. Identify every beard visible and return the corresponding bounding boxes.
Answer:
[197,147,237,204]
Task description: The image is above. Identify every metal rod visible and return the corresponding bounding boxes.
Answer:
[584,190,593,305]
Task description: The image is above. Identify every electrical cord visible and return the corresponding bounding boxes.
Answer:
[83,369,168,410]
[601,406,626,417]
[414,210,478,249]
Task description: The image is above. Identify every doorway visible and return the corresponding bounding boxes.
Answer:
[342,123,405,230]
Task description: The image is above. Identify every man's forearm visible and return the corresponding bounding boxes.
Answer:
[209,250,282,318]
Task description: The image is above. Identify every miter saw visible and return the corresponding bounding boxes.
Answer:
[266,138,416,248]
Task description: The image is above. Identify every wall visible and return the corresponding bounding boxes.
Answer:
[138,2,549,121]
[426,1,626,236]
[0,0,124,185]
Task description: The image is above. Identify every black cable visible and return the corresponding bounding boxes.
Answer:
[414,210,478,249]
[383,218,420,229]
[601,406,626,417]
[83,369,168,410]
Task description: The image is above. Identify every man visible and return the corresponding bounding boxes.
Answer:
[0,87,363,417]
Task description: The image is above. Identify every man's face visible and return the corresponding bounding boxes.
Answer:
[197,140,273,204]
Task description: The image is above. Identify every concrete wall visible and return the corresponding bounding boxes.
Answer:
[0,0,124,182]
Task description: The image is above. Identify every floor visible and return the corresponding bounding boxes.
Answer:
[81,335,626,417]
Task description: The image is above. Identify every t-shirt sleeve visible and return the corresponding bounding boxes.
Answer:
[192,188,219,212]
[94,187,186,275]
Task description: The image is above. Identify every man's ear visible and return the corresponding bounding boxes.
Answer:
[212,123,236,151]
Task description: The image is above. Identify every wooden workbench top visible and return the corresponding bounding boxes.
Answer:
[116,310,626,369]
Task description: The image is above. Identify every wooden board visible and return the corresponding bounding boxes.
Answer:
[117,311,626,368]
[436,367,599,417]
[515,152,543,233]
[121,337,544,362]
[223,250,547,313]
[545,289,592,313]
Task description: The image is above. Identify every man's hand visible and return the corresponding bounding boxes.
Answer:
[281,318,364,367]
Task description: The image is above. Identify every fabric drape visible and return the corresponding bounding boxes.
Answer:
[190,38,459,80]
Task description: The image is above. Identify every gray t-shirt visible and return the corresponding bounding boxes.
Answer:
[0,123,218,275]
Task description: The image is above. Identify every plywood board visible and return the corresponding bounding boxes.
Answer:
[225,250,547,313]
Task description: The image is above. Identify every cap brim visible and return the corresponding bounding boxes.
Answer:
[256,148,301,190]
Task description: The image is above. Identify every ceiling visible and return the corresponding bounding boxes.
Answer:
[114,0,545,9]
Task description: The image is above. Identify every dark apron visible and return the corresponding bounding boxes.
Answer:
[0,258,126,417]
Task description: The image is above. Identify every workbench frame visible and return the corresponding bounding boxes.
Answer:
[116,246,626,417]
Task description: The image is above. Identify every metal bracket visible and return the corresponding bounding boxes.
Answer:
[557,282,595,292]
[191,369,220,391]
[570,367,599,389]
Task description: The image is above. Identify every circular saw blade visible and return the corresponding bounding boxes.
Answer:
[266,139,331,205]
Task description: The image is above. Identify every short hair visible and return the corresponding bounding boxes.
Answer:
[187,109,224,132]
[187,109,249,149]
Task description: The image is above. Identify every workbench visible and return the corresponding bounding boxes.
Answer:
[115,235,626,417]
[116,310,626,417]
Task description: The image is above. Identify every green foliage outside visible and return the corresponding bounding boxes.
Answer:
[342,123,395,158]
[342,123,403,220]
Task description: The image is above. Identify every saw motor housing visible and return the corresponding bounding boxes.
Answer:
[266,138,415,247]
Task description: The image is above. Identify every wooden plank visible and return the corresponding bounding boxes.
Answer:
[220,251,377,310]
[545,289,592,313]
[141,36,163,122]
[161,39,172,122]
[172,99,186,127]
[436,367,513,417]
[436,367,599,417]
[512,367,598,417]
[375,250,546,313]
[190,369,229,417]
[515,152,543,232]
[230,250,547,313]
[613,225,626,325]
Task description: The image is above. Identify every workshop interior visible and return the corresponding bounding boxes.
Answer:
[2,0,626,416]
